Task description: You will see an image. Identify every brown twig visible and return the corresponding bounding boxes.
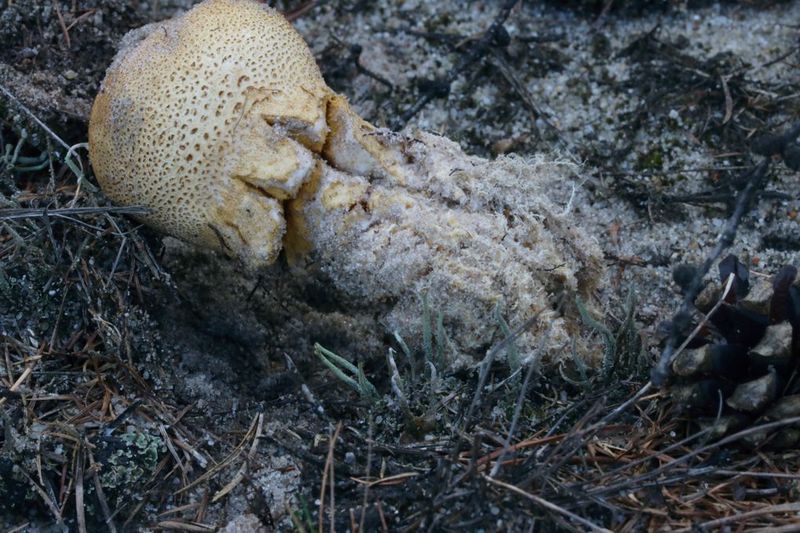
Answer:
[319,422,343,533]
[74,442,87,533]
[357,414,374,533]
[0,206,149,221]
[483,474,612,532]
[52,0,71,48]
[64,9,96,32]
[676,502,800,532]
[284,0,316,21]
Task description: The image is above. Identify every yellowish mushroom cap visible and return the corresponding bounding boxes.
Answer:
[89,0,333,266]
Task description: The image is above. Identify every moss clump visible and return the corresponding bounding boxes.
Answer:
[636,147,664,171]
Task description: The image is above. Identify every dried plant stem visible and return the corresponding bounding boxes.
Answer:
[0,82,70,150]
[652,160,770,386]
[483,474,612,532]
[74,443,87,533]
[675,502,800,532]
[319,422,343,533]
[0,206,149,221]
[358,415,374,533]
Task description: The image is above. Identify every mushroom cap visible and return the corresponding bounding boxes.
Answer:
[89,0,332,266]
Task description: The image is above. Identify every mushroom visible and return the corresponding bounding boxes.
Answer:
[88,0,604,366]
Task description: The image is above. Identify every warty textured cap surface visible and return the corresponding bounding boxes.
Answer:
[89,0,332,266]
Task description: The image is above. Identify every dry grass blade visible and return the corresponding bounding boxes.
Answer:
[52,0,71,48]
[284,0,317,21]
[482,474,612,532]
[169,431,209,469]
[751,525,800,533]
[87,449,118,533]
[318,422,343,533]
[154,520,216,532]
[0,364,35,409]
[712,470,800,480]
[585,415,800,499]
[351,472,420,487]
[175,413,260,495]
[158,423,188,485]
[675,502,800,532]
[670,272,736,364]
[357,415,374,533]
[16,466,65,528]
[720,74,734,124]
[489,322,551,477]
[0,206,149,221]
[157,502,201,518]
[74,444,87,533]
[0,82,70,150]
[211,412,264,503]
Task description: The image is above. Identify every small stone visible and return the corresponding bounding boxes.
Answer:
[491,137,516,155]
[220,513,268,533]
[64,69,78,80]
[19,47,37,60]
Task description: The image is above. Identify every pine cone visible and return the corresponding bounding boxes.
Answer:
[667,255,799,447]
